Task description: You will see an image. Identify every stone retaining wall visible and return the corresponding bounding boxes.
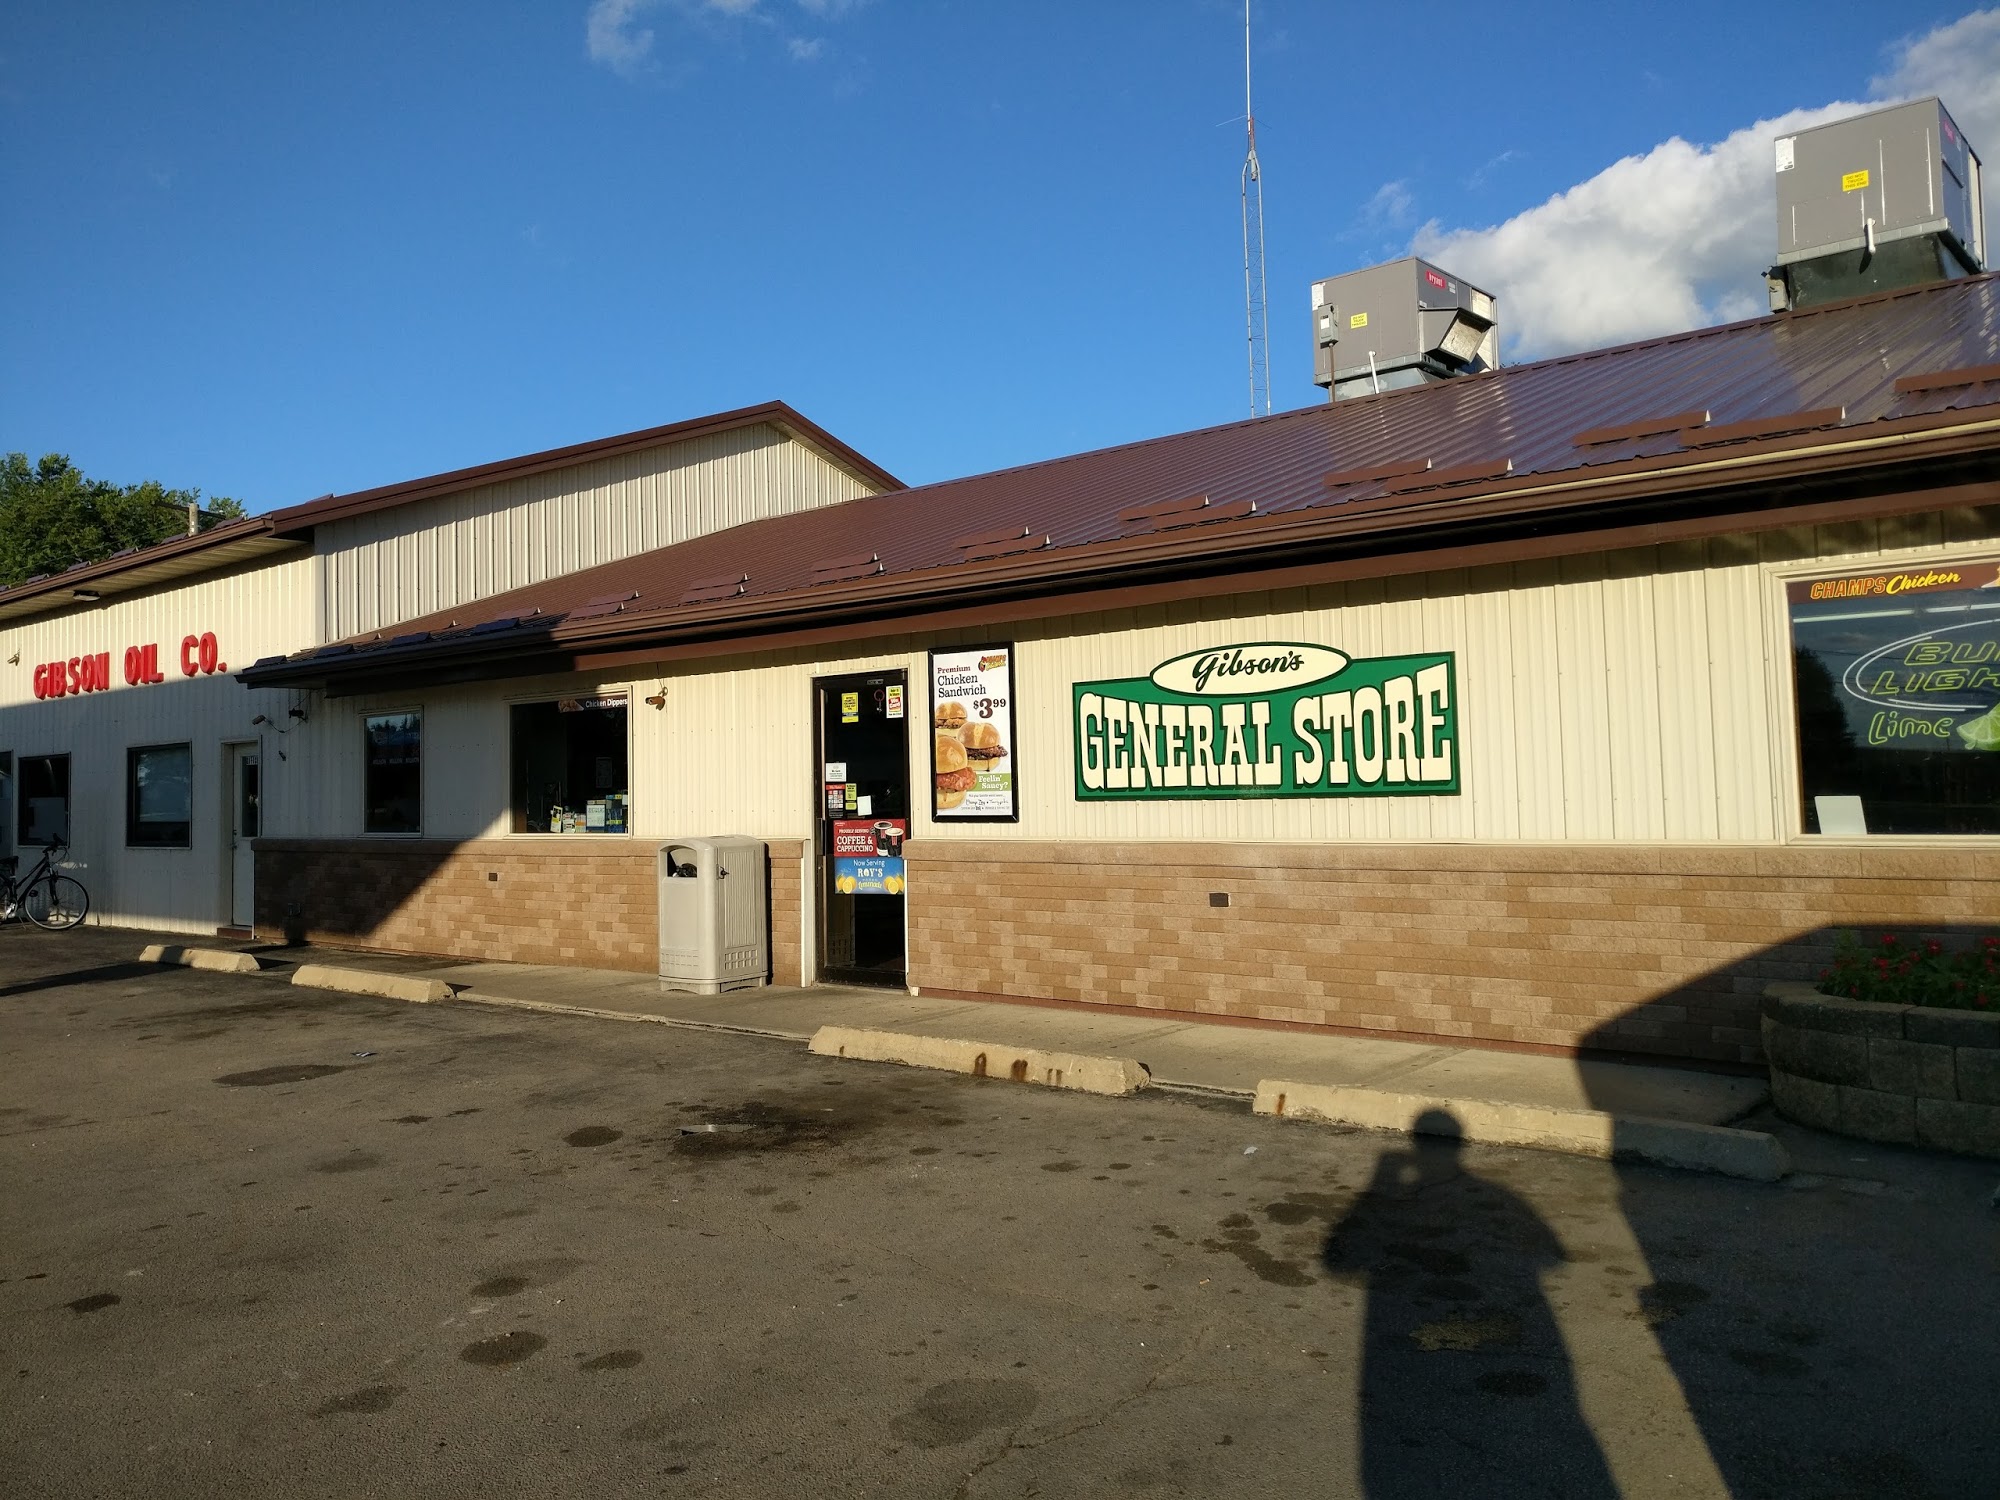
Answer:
[1761,981,2000,1158]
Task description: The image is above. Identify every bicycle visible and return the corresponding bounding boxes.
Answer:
[1,838,90,930]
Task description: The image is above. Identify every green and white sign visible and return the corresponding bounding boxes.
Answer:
[1073,642,1459,801]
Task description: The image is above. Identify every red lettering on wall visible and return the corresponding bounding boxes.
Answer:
[31,638,212,698]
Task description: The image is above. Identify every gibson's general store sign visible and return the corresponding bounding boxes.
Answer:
[1074,642,1459,800]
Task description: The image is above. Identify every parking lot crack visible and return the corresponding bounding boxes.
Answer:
[949,1327,1219,1498]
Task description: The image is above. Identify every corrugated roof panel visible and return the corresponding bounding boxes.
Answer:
[290,274,2000,665]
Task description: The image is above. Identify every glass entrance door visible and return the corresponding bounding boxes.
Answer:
[815,670,910,987]
[229,745,259,929]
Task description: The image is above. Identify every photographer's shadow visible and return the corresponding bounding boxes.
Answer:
[1323,1109,1617,1500]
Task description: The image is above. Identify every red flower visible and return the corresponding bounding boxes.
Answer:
[1880,933,1899,947]
[1925,939,1944,958]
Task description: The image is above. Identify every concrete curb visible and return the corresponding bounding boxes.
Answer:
[809,1025,1150,1096]
[139,944,261,975]
[1252,1079,1790,1182]
[290,963,455,1005]
[459,989,814,1041]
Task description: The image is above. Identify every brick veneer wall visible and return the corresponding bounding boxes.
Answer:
[904,839,2000,1064]
[255,837,804,985]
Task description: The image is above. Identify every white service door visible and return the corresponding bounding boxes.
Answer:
[230,747,259,929]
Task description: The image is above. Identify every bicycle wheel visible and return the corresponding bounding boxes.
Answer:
[22,875,88,930]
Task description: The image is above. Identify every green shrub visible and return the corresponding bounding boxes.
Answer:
[1820,931,2000,1010]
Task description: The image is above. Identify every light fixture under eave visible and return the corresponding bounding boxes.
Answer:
[71,588,101,602]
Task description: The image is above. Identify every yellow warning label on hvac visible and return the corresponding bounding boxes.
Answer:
[1842,168,1871,192]
[1349,312,1369,329]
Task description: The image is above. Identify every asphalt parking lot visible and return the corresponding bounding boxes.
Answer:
[3,925,1997,1499]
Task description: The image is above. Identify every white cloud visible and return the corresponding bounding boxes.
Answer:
[587,0,860,76]
[1464,149,1521,191]
[1411,8,2000,360]
[586,0,658,75]
[1361,179,1414,230]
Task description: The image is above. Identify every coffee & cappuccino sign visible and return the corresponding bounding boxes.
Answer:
[1073,642,1459,800]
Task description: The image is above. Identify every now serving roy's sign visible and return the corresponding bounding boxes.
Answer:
[1073,642,1460,800]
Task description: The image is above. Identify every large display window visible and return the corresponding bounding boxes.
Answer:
[510,695,629,833]
[363,711,423,835]
[127,744,192,848]
[1787,557,2000,835]
[16,753,70,846]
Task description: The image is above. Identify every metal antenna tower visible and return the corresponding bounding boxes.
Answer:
[1240,0,1270,417]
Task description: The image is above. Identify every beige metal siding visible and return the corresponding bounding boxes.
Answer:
[213,509,2000,970]
[0,555,317,933]
[609,512,2000,849]
[315,424,882,640]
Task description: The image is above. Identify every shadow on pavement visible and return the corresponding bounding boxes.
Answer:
[1322,1107,1617,1500]
[0,960,165,1000]
[1581,926,2000,1499]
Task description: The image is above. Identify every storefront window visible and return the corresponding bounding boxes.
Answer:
[364,711,423,835]
[510,695,629,833]
[1788,557,2000,835]
[127,744,192,848]
[17,753,68,846]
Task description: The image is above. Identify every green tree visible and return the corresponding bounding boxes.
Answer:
[0,452,248,588]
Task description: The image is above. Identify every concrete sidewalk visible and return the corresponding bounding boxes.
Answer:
[237,941,1767,1130]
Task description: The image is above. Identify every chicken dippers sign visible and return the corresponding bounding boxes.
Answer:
[929,645,1019,822]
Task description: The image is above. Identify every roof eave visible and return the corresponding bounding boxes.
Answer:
[237,409,2000,693]
[0,519,295,625]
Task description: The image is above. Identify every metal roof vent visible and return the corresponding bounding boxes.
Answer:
[1767,97,1985,312]
[1311,257,1498,402]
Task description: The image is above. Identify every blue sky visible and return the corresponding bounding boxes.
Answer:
[3,3,1995,509]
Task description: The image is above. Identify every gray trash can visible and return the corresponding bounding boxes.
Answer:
[658,837,769,994]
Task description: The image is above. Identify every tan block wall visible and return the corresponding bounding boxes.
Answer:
[905,840,2000,1064]
[256,838,804,985]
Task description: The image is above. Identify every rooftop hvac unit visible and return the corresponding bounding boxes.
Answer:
[1768,97,1985,311]
[1311,258,1498,402]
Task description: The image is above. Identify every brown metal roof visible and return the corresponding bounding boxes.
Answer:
[0,401,896,626]
[262,400,902,536]
[242,273,2000,691]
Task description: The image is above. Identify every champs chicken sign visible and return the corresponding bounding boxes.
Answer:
[1073,642,1459,801]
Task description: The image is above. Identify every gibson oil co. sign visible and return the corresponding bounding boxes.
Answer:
[1073,642,1459,800]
